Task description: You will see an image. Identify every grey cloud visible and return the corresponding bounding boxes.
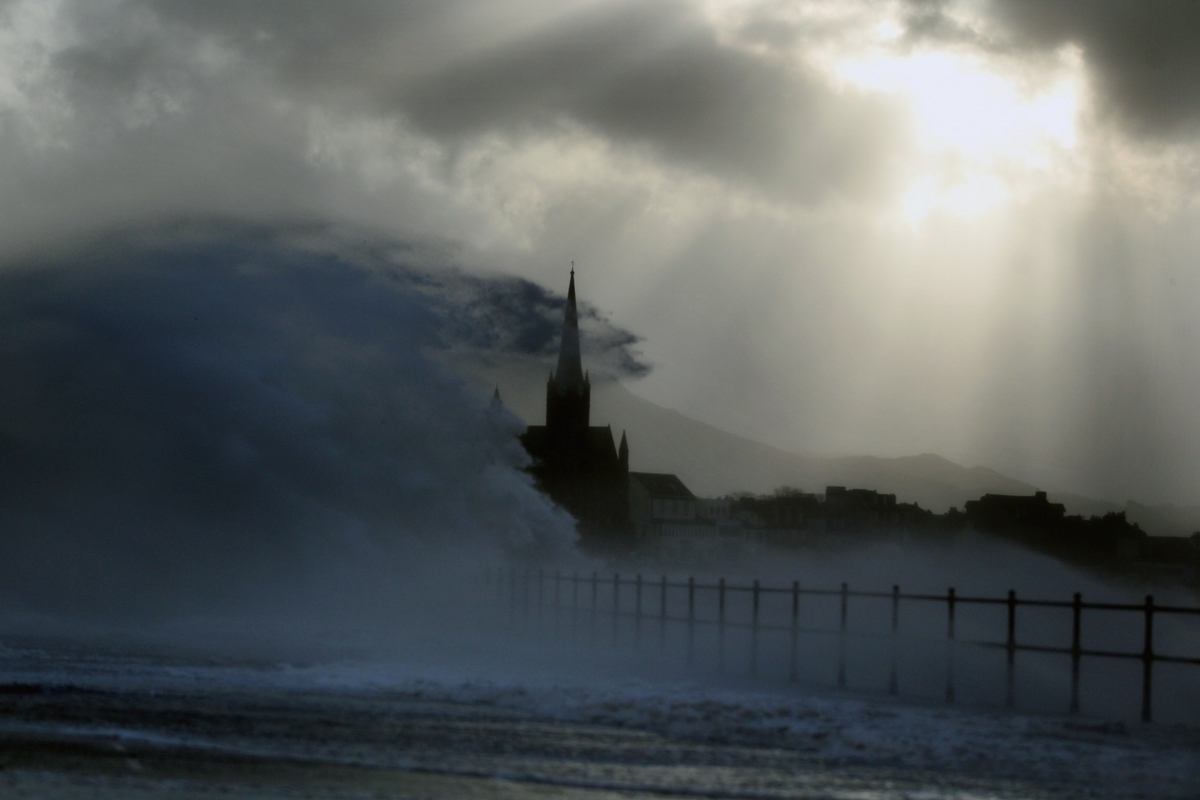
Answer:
[905,0,1200,137]
[126,0,904,203]
[400,3,903,202]
[417,7,897,200]
[136,0,440,87]
[996,0,1200,135]
[0,0,908,259]
[899,0,992,48]
[0,12,323,257]
[56,39,159,95]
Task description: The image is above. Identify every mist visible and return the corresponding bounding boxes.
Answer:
[0,219,1187,729]
[461,535,1195,727]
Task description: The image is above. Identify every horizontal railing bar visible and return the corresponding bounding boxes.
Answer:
[957,596,1050,606]
[550,605,1198,662]
[1153,654,1200,664]
[968,643,1200,664]
[561,575,1200,616]
[1072,601,1150,612]
[1149,604,1200,615]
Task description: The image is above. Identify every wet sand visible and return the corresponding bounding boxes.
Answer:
[0,730,661,800]
[0,681,1190,800]
[0,664,1195,800]
[0,724,1082,800]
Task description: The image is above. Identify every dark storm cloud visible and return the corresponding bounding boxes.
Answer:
[125,0,904,203]
[905,0,1200,137]
[0,224,644,618]
[427,270,650,379]
[397,4,900,201]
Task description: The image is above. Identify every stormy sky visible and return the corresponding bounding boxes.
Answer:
[3,0,1200,508]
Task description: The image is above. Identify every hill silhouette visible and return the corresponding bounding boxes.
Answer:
[450,354,1200,535]
[453,355,1039,513]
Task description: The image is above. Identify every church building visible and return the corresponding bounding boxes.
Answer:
[520,271,633,550]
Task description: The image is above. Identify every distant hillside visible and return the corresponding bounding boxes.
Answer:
[1124,501,1200,539]
[452,355,1027,512]
[449,353,1196,531]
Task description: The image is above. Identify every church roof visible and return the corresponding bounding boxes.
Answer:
[630,472,695,499]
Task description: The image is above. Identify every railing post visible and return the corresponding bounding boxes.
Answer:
[750,579,761,677]
[789,580,800,683]
[1070,592,1082,714]
[612,573,621,644]
[523,568,531,625]
[554,570,561,636]
[591,571,599,637]
[717,577,727,673]
[659,575,668,648]
[1005,589,1016,708]
[537,569,544,629]
[687,576,696,668]
[635,574,643,650]
[840,581,849,630]
[837,582,848,689]
[1142,594,1155,723]
[888,584,899,695]
[510,566,517,621]
[945,587,956,703]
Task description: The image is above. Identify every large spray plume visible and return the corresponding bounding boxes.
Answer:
[0,223,647,622]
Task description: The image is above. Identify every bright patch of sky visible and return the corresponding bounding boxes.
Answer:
[834,45,1085,222]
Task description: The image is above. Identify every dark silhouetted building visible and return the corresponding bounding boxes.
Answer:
[823,485,900,530]
[727,486,936,543]
[629,472,697,531]
[521,271,632,550]
[964,491,1065,527]
[965,490,1146,562]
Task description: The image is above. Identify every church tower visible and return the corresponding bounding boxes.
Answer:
[520,269,632,550]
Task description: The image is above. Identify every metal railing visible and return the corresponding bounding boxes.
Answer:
[493,569,1200,723]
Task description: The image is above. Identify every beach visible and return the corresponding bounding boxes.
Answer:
[0,639,1197,800]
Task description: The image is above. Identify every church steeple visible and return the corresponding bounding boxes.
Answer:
[518,266,633,550]
[545,266,591,440]
[553,266,585,390]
